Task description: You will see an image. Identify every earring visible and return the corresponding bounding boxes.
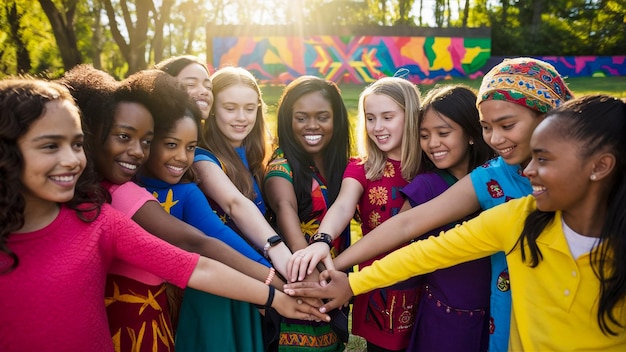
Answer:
[590,174,597,181]
[469,140,474,145]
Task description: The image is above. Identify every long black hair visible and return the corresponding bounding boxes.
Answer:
[513,95,626,335]
[274,76,351,221]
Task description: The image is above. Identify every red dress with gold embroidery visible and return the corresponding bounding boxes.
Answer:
[344,158,423,350]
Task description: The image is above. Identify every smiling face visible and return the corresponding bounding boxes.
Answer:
[142,116,198,185]
[364,93,405,160]
[524,117,594,214]
[94,102,154,184]
[291,91,334,158]
[479,100,543,168]
[18,99,86,205]
[419,108,472,179]
[176,63,213,120]
[213,84,258,147]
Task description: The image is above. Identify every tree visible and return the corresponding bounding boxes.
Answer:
[2,0,31,73]
[38,0,82,70]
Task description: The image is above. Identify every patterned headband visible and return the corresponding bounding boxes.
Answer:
[477,58,574,113]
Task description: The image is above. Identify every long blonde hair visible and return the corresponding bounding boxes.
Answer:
[356,77,421,181]
[200,67,269,199]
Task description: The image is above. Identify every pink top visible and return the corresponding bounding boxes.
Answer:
[104,181,164,285]
[0,204,199,351]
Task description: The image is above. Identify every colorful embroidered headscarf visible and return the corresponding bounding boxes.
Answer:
[477,57,574,114]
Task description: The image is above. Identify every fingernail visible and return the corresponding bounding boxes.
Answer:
[285,289,294,295]
[319,307,326,313]
[296,299,302,304]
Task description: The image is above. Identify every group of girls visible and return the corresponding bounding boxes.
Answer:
[1,54,626,352]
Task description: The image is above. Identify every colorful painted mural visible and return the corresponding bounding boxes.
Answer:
[485,56,626,79]
[210,36,625,84]
[211,35,491,84]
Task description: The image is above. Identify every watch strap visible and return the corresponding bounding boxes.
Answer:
[263,235,283,258]
[309,232,333,248]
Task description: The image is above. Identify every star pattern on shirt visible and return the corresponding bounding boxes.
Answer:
[154,189,178,214]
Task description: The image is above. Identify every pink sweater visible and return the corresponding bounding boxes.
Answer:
[0,204,199,351]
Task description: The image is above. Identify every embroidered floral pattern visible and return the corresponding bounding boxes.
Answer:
[368,186,388,206]
[383,161,395,178]
[487,179,504,198]
[368,211,382,229]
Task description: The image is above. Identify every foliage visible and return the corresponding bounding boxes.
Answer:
[0,0,624,76]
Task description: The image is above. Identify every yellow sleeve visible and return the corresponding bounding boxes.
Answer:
[349,196,534,295]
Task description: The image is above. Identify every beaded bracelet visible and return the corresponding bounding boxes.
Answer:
[264,267,276,285]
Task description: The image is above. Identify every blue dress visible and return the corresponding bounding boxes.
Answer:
[469,157,532,352]
[137,175,269,352]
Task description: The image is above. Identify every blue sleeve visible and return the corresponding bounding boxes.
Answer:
[182,184,270,267]
[194,147,220,165]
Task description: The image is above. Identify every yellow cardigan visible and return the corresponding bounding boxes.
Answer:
[349,195,626,351]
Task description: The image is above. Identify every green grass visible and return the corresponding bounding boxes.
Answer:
[261,76,626,351]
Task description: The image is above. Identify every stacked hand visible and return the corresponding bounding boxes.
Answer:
[274,291,330,321]
[283,269,354,314]
[288,242,334,282]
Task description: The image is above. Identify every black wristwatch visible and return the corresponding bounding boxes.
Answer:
[263,235,283,258]
[309,232,333,248]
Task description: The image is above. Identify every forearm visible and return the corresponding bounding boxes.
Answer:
[335,178,481,271]
[189,257,277,305]
[333,210,416,271]
[316,203,353,240]
[192,237,284,288]
[276,211,309,252]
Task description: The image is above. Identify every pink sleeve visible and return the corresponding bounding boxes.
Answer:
[101,204,199,288]
[107,182,157,217]
[343,158,367,188]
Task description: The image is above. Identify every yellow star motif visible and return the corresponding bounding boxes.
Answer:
[153,189,178,214]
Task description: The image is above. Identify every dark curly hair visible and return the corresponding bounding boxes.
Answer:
[0,78,106,273]
[59,65,202,182]
[142,70,204,184]
[123,69,203,140]
[58,65,119,156]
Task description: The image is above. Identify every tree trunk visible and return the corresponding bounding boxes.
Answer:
[102,0,152,76]
[152,0,174,65]
[6,1,32,73]
[530,0,544,37]
[462,0,470,27]
[90,1,103,69]
[38,0,82,71]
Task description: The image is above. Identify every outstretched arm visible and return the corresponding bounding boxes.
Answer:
[333,175,480,271]
[189,256,330,322]
[288,178,363,282]
[193,160,293,277]
[133,200,284,288]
